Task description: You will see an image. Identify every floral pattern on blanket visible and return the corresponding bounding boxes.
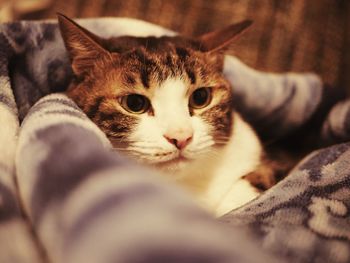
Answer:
[222,142,350,262]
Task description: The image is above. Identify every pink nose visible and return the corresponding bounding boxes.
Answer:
[164,131,193,150]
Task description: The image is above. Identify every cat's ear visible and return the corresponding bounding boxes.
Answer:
[57,13,112,76]
[197,20,253,53]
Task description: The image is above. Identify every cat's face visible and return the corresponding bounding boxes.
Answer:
[58,14,251,173]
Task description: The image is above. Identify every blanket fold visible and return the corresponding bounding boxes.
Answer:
[16,94,278,263]
[0,29,42,263]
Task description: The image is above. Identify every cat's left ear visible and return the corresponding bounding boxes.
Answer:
[197,20,253,53]
[57,13,112,76]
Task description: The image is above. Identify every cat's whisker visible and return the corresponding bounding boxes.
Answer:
[195,135,213,143]
[127,146,174,156]
[213,137,231,145]
[214,136,230,141]
[214,137,231,143]
[206,149,221,157]
[112,148,132,153]
[195,139,212,146]
[130,141,163,146]
[214,141,228,144]
[127,146,165,153]
[129,143,157,147]
[214,142,229,147]
[107,135,128,141]
[192,141,215,151]
[125,152,162,163]
[216,139,230,142]
[197,134,212,140]
[127,148,177,160]
[186,146,213,156]
[130,145,169,152]
[194,136,213,143]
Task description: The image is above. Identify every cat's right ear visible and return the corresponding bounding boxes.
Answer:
[57,13,112,76]
[196,20,253,53]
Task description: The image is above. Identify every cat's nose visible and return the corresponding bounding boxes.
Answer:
[164,130,193,150]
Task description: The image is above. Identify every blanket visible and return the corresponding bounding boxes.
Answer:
[1,17,350,263]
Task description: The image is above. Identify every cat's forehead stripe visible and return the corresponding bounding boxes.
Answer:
[140,67,150,89]
[117,41,213,89]
[185,67,196,84]
[125,74,136,86]
[131,48,196,88]
[175,47,190,61]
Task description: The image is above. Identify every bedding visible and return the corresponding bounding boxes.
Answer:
[0,18,350,262]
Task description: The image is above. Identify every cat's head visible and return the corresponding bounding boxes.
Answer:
[58,14,252,173]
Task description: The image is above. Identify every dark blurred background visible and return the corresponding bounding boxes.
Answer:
[1,0,350,92]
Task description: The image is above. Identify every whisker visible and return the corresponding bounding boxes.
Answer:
[130,141,163,146]
[129,145,165,150]
[112,148,132,152]
[214,142,229,147]
[192,141,215,151]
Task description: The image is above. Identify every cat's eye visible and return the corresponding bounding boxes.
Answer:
[120,94,150,114]
[189,87,212,109]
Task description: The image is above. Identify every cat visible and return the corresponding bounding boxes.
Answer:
[57,14,278,216]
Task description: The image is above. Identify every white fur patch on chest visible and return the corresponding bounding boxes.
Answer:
[177,113,263,216]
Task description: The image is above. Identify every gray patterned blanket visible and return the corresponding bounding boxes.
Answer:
[1,18,350,263]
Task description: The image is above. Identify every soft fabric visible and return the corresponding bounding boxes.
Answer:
[0,17,350,262]
[17,93,278,263]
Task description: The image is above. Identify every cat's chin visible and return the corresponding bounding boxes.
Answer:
[154,156,193,175]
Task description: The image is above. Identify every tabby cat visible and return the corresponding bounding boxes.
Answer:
[58,14,276,216]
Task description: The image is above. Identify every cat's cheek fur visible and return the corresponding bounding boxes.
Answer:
[182,116,215,157]
[128,115,172,152]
